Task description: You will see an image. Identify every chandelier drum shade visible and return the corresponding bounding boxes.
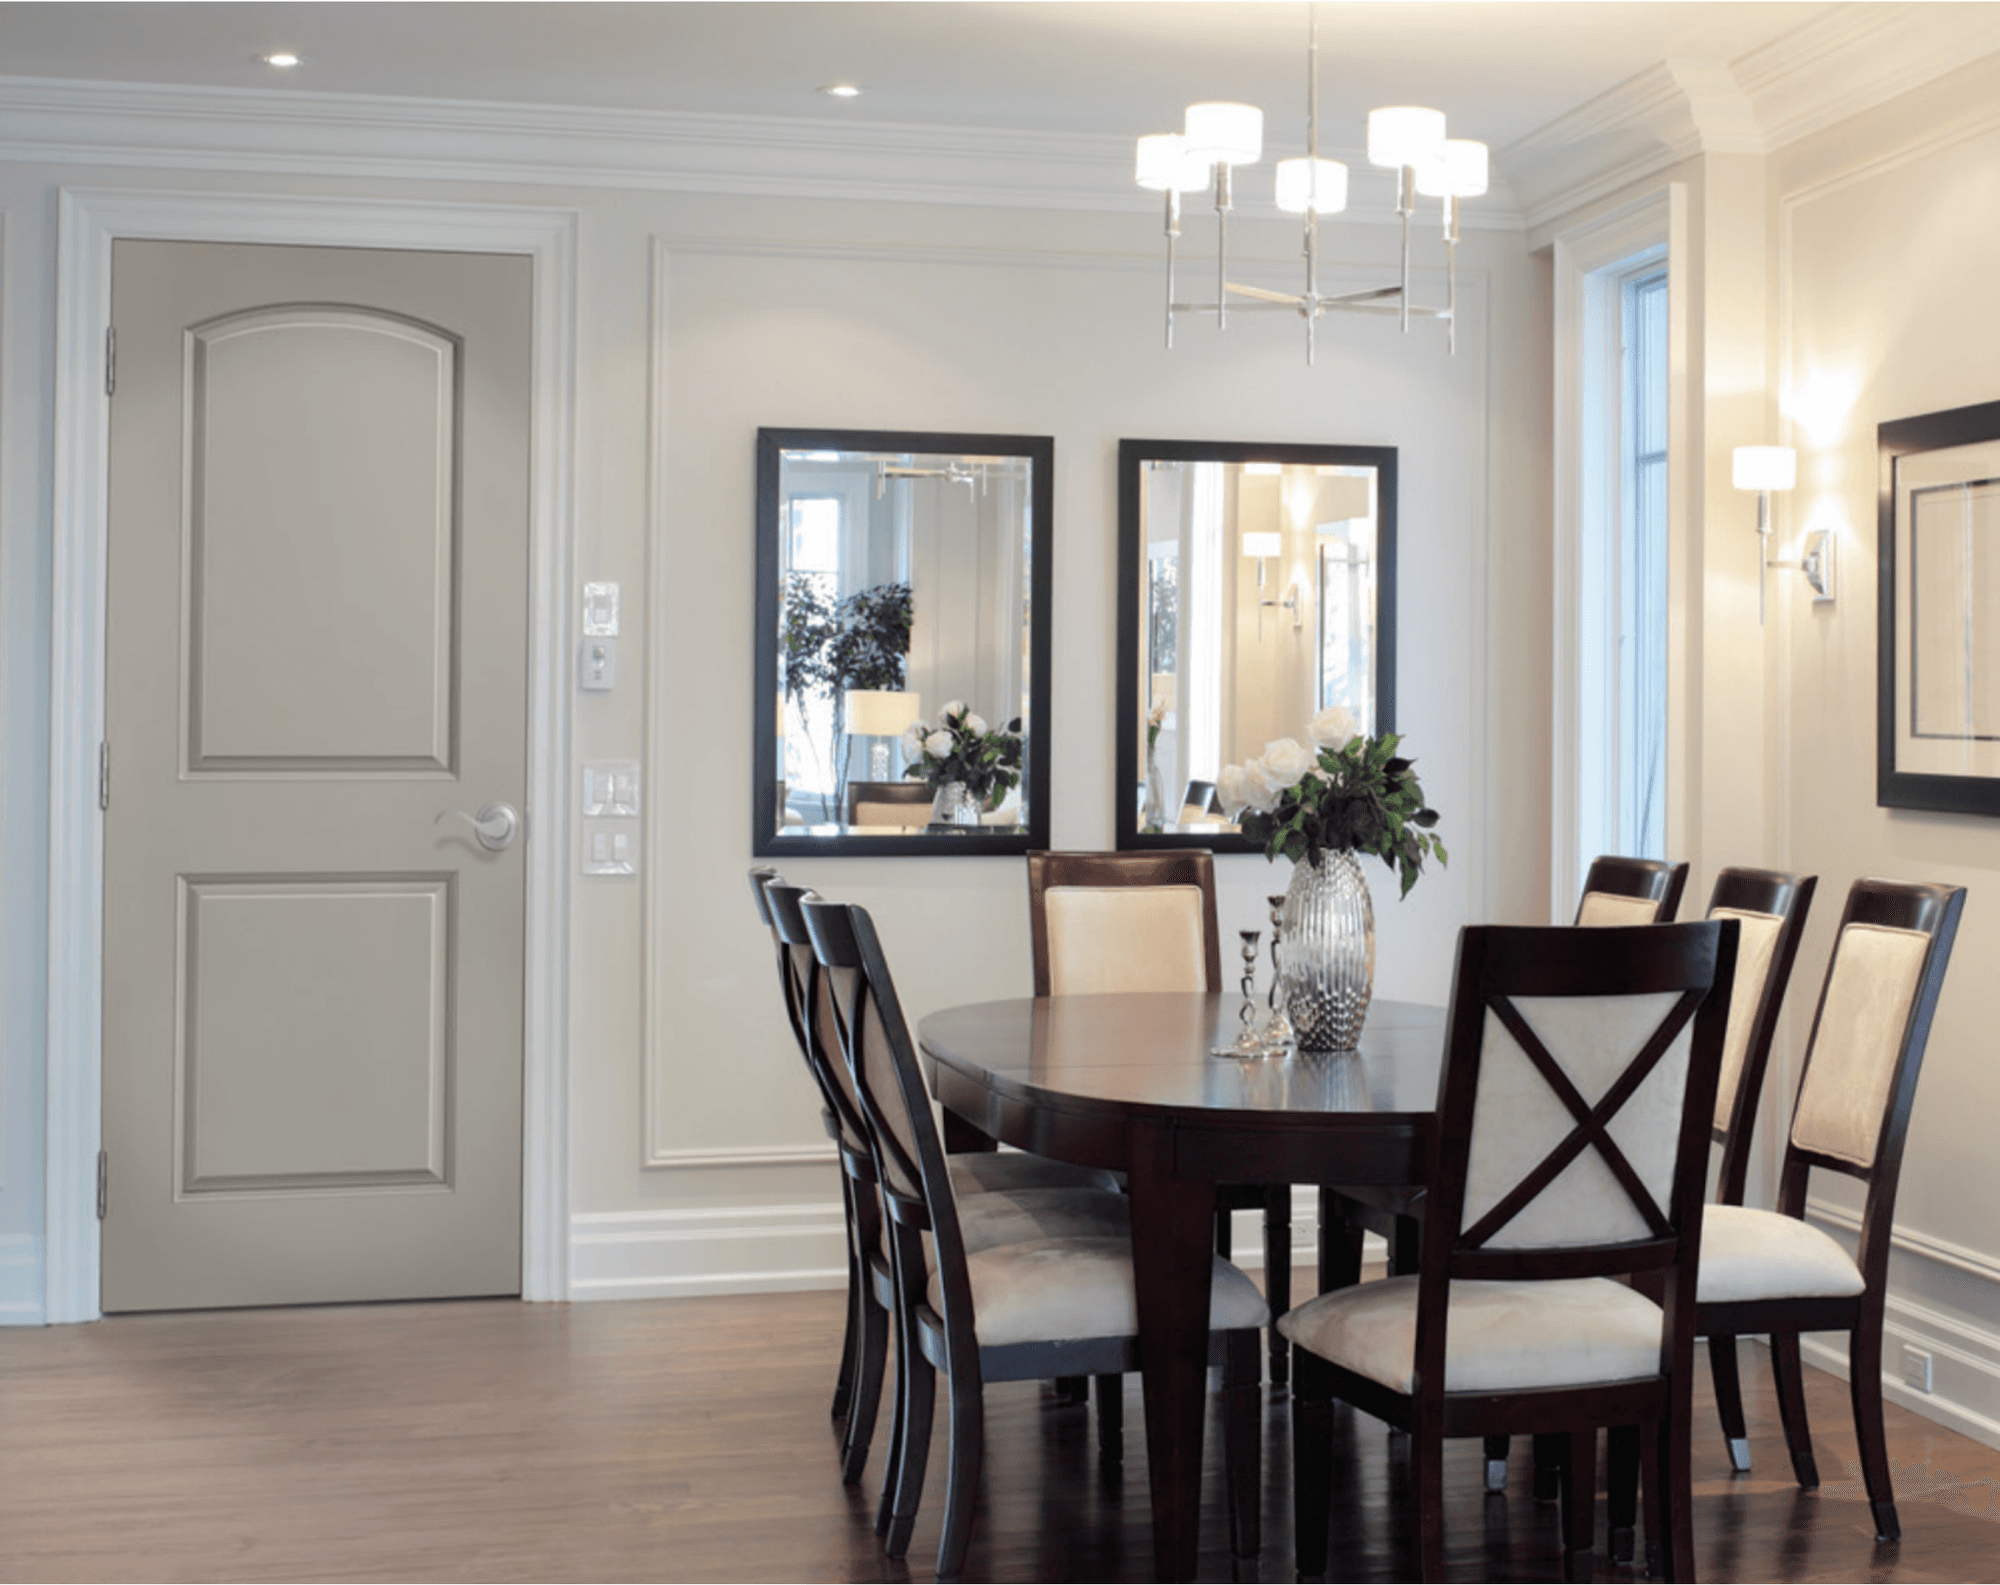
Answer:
[1135,4,1487,361]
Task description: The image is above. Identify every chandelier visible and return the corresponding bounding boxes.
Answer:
[1134,5,1488,362]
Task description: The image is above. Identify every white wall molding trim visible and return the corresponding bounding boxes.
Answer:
[1799,1289,2000,1455]
[45,187,577,1320]
[0,1234,40,1324]
[569,1204,849,1301]
[1806,1196,2000,1289]
[648,1146,841,1170]
[0,74,1528,227]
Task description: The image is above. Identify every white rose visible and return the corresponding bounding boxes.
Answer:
[1238,757,1282,812]
[1215,763,1258,818]
[1258,736,1314,791]
[942,699,967,721]
[925,730,954,757]
[1308,704,1359,750]
[901,723,927,757]
[964,713,988,737]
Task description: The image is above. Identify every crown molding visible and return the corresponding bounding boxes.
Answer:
[1501,2,2000,235]
[0,73,1522,227]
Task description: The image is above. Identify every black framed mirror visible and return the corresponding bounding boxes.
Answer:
[1115,438,1397,851]
[753,427,1053,856]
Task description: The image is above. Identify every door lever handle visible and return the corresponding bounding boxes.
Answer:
[436,802,521,852]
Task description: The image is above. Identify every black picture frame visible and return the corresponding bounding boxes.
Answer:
[1114,437,1397,853]
[752,426,1054,857]
[1878,398,2000,816]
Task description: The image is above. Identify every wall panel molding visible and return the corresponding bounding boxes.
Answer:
[1806,1196,2000,1289]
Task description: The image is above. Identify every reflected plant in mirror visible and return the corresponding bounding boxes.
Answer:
[754,429,1052,856]
[1115,439,1396,851]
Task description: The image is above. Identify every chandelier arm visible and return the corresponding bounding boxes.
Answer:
[1398,165,1415,333]
[1164,188,1181,350]
[1215,163,1233,331]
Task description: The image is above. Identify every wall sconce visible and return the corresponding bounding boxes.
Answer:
[1242,531,1301,636]
[1733,445,1833,623]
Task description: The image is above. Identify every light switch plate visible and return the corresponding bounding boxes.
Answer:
[582,817,639,876]
[583,761,641,817]
[582,581,620,636]
[579,637,617,691]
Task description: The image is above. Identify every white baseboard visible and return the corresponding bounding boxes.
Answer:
[568,1187,1379,1303]
[0,1234,44,1325]
[1798,1290,2000,1454]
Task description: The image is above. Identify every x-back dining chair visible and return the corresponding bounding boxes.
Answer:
[1689,877,1964,1543]
[1025,849,1300,1384]
[1285,918,1739,1583]
[804,896,1267,1580]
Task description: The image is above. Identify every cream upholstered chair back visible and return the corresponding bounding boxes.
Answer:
[847,780,933,829]
[1786,881,1963,1176]
[1574,854,1690,929]
[1026,850,1223,997]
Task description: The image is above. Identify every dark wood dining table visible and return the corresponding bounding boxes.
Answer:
[917,991,1448,1582]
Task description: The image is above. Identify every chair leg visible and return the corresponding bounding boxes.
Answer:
[1657,1403,1696,1584]
[1291,1349,1337,1579]
[1214,1203,1234,1258]
[1264,1190,1292,1388]
[1640,1421,1665,1579]
[1483,1434,1510,1493]
[1316,1188,1363,1293]
[1709,1334,1752,1472]
[1054,1374,1089,1404]
[874,1292,904,1532]
[1094,1373,1124,1467]
[1533,1431,1564,1501]
[1848,1321,1900,1541]
[832,1201,861,1424]
[882,1336,935,1559]
[1605,1424,1639,1563]
[1770,1330,1820,1489]
[1389,1212,1421,1277]
[839,1276,889,1486]
[1222,1329,1262,1559]
[1559,1428,1597,1583]
[1411,1417,1447,1582]
[935,1372,985,1584]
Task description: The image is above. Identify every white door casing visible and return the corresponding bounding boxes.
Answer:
[48,189,578,1323]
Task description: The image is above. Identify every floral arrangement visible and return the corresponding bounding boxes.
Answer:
[902,702,1025,805]
[1146,698,1168,752]
[1217,705,1446,898]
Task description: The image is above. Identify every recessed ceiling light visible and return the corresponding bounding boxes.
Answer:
[261,52,302,69]
[818,83,863,99]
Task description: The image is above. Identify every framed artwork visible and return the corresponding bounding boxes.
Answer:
[1879,398,2000,815]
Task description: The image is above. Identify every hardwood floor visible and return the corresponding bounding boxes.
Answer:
[1,1277,1996,1582]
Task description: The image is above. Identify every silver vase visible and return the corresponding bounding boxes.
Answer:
[1277,848,1376,1053]
[930,780,979,826]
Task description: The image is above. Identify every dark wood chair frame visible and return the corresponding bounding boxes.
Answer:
[1025,849,1299,1386]
[1179,778,1222,818]
[753,874,894,1505]
[1292,919,1738,1583]
[804,897,1262,1580]
[1577,853,1692,922]
[845,779,934,826]
[1684,877,1964,1545]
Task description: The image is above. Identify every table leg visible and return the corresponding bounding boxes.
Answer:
[1126,1120,1216,1583]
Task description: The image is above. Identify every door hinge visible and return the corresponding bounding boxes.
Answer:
[104,327,115,397]
[96,1150,108,1220]
[98,741,110,811]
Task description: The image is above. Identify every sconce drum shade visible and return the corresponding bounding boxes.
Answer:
[1184,101,1264,166]
[1415,138,1490,199]
[1367,106,1447,169]
[1275,156,1350,214]
[1732,446,1798,492]
[1136,132,1211,193]
[1241,531,1283,559]
[843,689,922,736]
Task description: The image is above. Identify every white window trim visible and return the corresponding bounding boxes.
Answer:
[1550,184,1691,921]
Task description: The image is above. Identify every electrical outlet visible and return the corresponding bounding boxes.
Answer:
[1901,1345,1933,1394]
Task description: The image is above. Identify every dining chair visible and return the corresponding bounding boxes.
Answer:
[1025,848,1298,1384]
[803,895,1268,1580]
[752,873,1126,1492]
[846,779,933,828]
[1682,877,1964,1544]
[1179,777,1222,824]
[1576,853,1691,927]
[1284,917,1738,1583]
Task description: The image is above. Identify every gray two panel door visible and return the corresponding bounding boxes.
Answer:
[102,240,532,1311]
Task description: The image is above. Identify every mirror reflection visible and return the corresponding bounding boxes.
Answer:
[754,429,1051,855]
[1117,439,1396,849]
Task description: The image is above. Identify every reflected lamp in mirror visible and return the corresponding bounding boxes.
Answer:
[1116,438,1396,851]
[754,428,1053,856]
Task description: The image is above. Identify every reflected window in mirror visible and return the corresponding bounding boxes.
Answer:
[753,428,1052,856]
[1116,439,1396,852]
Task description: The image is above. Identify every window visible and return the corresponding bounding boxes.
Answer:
[1620,268,1668,858]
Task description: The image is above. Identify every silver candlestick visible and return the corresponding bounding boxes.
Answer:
[1259,892,1295,1053]
[1210,928,1269,1058]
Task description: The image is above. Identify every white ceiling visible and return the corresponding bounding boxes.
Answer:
[0,1,1861,152]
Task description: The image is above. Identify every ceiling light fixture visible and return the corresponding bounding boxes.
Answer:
[260,52,302,69]
[818,83,864,99]
[1135,3,1487,363]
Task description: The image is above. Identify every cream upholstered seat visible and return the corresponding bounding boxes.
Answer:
[1286,919,1738,1584]
[804,896,1266,1578]
[1677,879,1964,1545]
[954,1186,1131,1254]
